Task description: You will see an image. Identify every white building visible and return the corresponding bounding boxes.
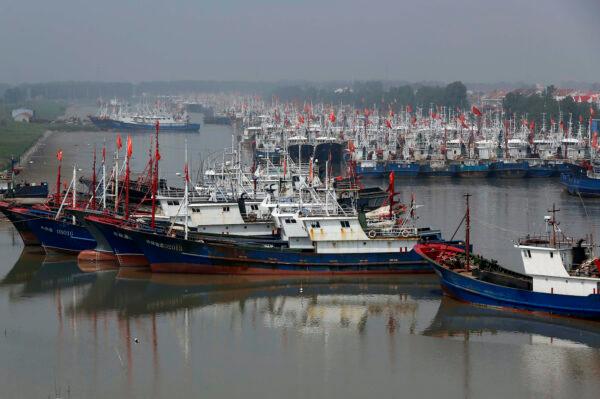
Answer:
[11,108,34,123]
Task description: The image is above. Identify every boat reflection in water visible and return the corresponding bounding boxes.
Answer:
[4,246,600,350]
[3,248,600,397]
[425,297,600,348]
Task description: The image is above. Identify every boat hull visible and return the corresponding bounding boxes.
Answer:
[561,173,600,197]
[84,216,149,267]
[90,117,200,132]
[23,212,96,254]
[416,244,600,319]
[0,203,43,245]
[128,228,433,275]
[386,162,420,177]
[489,161,529,178]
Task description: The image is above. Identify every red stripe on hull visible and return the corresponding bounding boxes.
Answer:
[117,254,150,268]
[150,262,434,275]
[78,250,118,262]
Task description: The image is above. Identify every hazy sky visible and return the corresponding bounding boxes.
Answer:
[1,0,599,84]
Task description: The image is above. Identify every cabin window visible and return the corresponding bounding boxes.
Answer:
[340,221,350,228]
[250,205,259,211]
[311,221,321,228]
[285,219,296,224]
[222,206,230,212]
[550,251,553,258]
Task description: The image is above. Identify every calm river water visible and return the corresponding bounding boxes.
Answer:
[2,119,600,398]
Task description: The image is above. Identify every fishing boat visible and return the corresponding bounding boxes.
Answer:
[561,161,600,197]
[451,159,489,178]
[125,172,458,275]
[419,160,454,177]
[416,198,600,320]
[489,159,529,178]
[386,161,420,177]
[0,202,47,245]
[526,159,556,178]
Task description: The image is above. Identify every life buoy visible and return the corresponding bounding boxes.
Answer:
[248,213,257,222]
[368,230,377,238]
[401,228,410,238]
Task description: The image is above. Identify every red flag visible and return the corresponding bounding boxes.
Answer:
[298,115,305,124]
[347,140,356,153]
[593,131,599,149]
[559,120,565,131]
[56,150,63,161]
[388,171,395,192]
[184,162,189,182]
[580,115,584,123]
[406,104,413,114]
[431,111,437,120]
[551,117,555,126]
[126,135,133,158]
[385,119,392,129]
[116,134,123,150]
[529,120,535,131]
[389,109,395,117]
[411,116,417,125]
[591,107,595,117]
[329,111,336,123]
[471,105,482,116]
[458,114,466,123]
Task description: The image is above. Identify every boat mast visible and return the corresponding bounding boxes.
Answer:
[91,145,97,210]
[151,120,160,229]
[102,142,107,210]
[124,136,132,220]
[184,139,189,240]
[55,149,63,204]
[548,203,560,246]
[115,134,121,213]
[464,193,471,272]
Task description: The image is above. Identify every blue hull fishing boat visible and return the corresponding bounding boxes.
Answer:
[386,161,420,177]
[127,227,435,274]
[451,161,489,178]
[355,160,386,177]
[84,215,149,267]
[561,161,600,197]
[416,199,600,320]
[20,208,97,254]
[489,160,529,178]
[526,161,555,177]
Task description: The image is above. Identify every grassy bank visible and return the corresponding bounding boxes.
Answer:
[0,99,68,170]
[0,121,47,169]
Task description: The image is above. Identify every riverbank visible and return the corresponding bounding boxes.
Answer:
[0,122,48,170]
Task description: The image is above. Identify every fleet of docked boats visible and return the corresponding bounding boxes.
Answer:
[89,98,200,132]
[2,99,600,321]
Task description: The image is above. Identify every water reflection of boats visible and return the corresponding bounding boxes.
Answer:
[424,297,600,348]
[70,271,441,321]
[0,247,45,286]
[17,256,98,297]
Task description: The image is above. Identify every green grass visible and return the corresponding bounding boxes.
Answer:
[0,121,47,170]
[25,99,66,121]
